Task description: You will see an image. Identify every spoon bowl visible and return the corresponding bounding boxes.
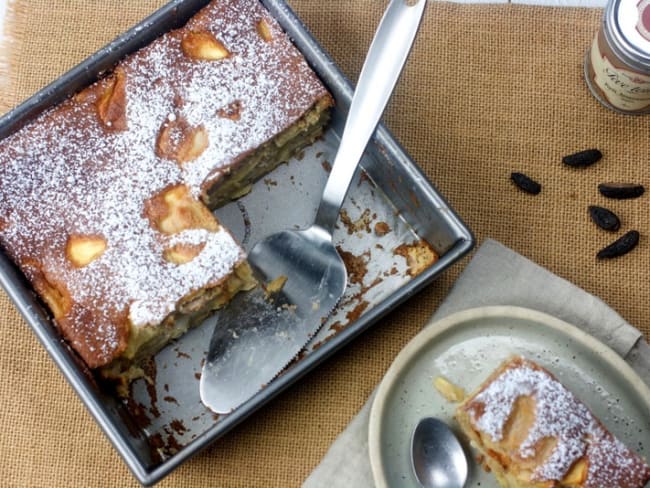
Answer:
[411,417,468,488]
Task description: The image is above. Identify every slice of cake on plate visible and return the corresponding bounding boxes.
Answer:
[455,357,650,488]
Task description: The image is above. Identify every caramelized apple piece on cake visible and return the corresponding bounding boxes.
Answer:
[96,68,128,130]
[156,117,209,164]
[181,31,230,60]
[66,235,107,268]
[144,184,219,235]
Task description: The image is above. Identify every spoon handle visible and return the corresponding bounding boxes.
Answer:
[313,0,426,233]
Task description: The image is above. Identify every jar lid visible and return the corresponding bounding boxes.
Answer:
[606,0,650,73]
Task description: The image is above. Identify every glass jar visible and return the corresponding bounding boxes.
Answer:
[584,0,650,114]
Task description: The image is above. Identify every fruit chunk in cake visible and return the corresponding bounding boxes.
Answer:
[455,357,650,488]
[0,0,333,391]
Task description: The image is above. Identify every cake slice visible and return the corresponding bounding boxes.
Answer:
[455,357,650,488]
[0,0,332,393]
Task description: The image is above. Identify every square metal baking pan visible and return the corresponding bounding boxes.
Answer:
[0,0,474,485]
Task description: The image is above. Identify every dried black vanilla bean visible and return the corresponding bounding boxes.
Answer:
[598,183,645,199]
[596,230,639,259]
[511,172,541,195]
[588,206,621,232]
[562,149,602,168]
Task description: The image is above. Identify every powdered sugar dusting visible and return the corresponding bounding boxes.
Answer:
[468,358,650,485]
[0,0,329,367]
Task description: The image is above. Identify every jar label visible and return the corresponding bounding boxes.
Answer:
[639,0,650,41]
[590,33,650,112]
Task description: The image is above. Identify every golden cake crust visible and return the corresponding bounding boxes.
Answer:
[0,0,332,369]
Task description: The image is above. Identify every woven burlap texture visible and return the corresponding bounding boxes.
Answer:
[1,1,649,487]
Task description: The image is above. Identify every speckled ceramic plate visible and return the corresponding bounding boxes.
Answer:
[368,306,650,488]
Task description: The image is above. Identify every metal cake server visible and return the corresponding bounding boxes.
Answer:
[200,0,427,414]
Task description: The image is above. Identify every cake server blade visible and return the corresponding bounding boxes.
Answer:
[200,0,427,414]
[200,243,345,413]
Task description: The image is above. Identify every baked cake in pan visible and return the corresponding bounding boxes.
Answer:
[0,0,333,391]
[456,357,650,487]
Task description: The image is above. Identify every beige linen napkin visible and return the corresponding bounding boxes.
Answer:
[303,238,650,487]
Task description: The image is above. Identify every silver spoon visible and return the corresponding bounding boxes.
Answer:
[200,0,427,414]
[411,417,469,488]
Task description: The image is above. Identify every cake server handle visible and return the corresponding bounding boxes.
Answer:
[313,0,426,233]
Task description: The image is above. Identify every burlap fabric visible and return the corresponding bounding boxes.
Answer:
[1,1,648,487]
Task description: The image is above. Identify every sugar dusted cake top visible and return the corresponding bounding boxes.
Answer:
[0,0,330,368]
